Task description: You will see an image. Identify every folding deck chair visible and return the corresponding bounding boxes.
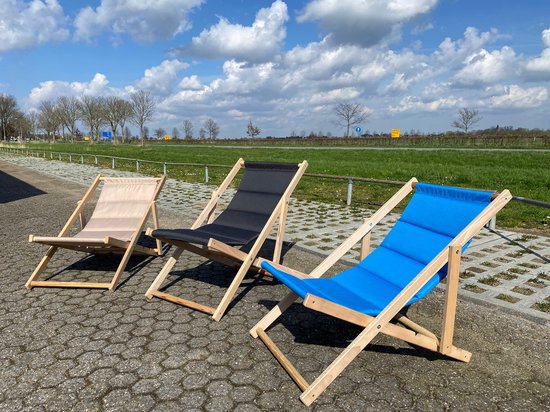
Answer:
[26,174,166,291]
[250,178,512,405]
[145,158,308,321]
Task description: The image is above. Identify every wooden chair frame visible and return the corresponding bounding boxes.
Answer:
[145,158,308,321]
[26,174,166,291]
[249,178,512,405]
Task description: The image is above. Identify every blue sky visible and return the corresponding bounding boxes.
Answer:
[1,0,549,137]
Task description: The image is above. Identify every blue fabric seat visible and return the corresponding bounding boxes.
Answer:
[262,183,493,316]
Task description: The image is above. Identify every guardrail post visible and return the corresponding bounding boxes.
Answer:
[50,152,53,160]
[69,154,72,163]
[112,157,115,169]
[95,156,98,165]
[163,162,167,176]
[43,151,46,158]
[346,178,353,206]
[136,160,140,172]
[81,155,84,164]
[58,153,61,161]
[204,165,209,183]
[487,215,496,230]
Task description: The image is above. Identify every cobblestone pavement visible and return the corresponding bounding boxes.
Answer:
[1,152,549,324]
[0,159,549,411]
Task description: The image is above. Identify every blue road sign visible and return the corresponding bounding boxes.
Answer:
[102,131,112,139]
[355,126,362,134]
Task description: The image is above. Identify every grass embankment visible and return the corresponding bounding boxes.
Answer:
[12,142,550,232]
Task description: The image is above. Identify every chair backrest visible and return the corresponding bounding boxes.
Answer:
[213,162,300,233]
[358,182,494,300]
[77,177,161,241]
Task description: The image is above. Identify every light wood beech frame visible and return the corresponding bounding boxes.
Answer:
[26,174,166,291]
[249,179,512,406]
[145,159,309,321]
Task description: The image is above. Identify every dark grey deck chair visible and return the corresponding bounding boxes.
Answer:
[145,158,308,321]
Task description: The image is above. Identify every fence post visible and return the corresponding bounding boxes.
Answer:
[112,157,115,169]
[487,215,496,230]
[204,165,209,183]
[95,156,98,165]
[81,155,84,164]
[136,160,140,172]
[58,153,61,161]
[69,154,72,163]
[50,152,53,160]
[43,151,46,158]
[163,162,167,176]
[346,178,353,206]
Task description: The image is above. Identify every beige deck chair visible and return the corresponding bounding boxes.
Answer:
[250,179,512,405]
[145,159,308,321]
[26,174,166,291]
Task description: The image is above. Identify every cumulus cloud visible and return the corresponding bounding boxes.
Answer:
[74,0,204,43]
[388,95,464,113]
[483,85,548,109]
[435,27,502,68]
[136,59,189,95]
[524,28,550,81]
[454,47,517,87]
[28,73,110,106]
[297,0,438,46]
[173,1,288,62]
[0,0,69,52]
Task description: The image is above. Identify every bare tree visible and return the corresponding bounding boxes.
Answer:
[246,120,261,138]
[204,118,220,139]
[172,127,179,139]
[38,101,61,143]
[124,126,132,142]
[57,96,80,142]
[79,96,106,142]
[334,102,369,137]
[0,94,19,140]
[130,90,155,146]
[26,110,40,140]
[452,108,481,133]
[183,119,193,139]
[154,128,166,139]
[104,97,132,144]
[199,127,206,139]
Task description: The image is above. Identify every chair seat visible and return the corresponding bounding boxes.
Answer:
[152,224,260,246]
[262,245,445,316]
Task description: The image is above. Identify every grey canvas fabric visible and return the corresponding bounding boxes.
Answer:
[152,161,299,246]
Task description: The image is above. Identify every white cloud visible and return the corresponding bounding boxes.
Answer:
[179,75,203,90]
[297,0,438,46]
[524,29,550,81]
[136,59,189,95]
[174,1,288,62]
[435,27,502,68]
[483,85,548,109]
[0,0,69,52]
[74,0,204,43]
[454,47,517,87]
[389,95,464,113]
[28,73,110,105]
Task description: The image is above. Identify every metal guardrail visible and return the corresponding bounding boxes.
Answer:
[1,146,548,212]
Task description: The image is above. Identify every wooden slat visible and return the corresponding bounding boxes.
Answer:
[256,328,309,391]
[273,201,288,264]
[360,230,371,261]
[249,291,299,338]
[28,281,111,289]
[151,291,216,315]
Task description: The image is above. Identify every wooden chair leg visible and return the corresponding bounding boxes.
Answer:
[212,258,254,321]
[145,247,185,299]
[440,244,462,354]
[108,243,139,291]
[25,246,58,289]
[250,291,299,337]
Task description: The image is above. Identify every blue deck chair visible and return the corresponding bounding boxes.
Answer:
[250,178,512,405]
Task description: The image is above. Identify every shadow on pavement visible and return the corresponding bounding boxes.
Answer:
[0,169,46,203]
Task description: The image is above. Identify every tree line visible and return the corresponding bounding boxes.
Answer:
[0,91,223,144]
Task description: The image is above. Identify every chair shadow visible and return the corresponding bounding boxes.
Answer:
[488,228,550,263]
[157,239,294,309]
[0,170,45,204]
[257,299,450,362]
[43,232,160,287]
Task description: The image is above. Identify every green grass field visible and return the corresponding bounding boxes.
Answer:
[8,142,550,232]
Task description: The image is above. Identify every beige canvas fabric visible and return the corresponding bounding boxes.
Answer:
[73,178,159,241]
